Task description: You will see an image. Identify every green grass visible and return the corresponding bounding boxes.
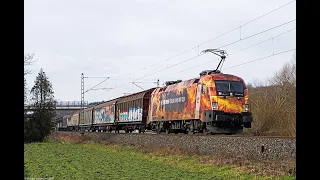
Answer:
[24,141,295,180]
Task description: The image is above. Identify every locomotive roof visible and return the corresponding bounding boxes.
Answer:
[210,73,244,81]
[153,73,244,94]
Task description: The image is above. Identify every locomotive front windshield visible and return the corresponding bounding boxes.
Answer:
[215,80,244,97]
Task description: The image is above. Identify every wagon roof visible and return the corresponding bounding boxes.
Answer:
[117,88,156,104]
[83,106,94,111]
[93,98,119,109]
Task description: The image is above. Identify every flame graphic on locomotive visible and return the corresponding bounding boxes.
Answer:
[148,71,252,134]
[148,49,252,134]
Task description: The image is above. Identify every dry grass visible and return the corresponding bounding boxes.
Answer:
[245,59,296,137]
[50,132,92,144]
[136,145,296,177]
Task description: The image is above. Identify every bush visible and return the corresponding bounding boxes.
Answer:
[246,59,296,137]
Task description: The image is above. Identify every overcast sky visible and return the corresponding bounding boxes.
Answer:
[24,0,296,104]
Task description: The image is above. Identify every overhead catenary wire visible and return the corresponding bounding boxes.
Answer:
[157,28,296,79]
[84,77,110,93]
[97,19,296,96]
[108,48,295,99]
[104,0,295,79]
[89,1,296,101]
[95,48,295,101]
[84,76,110,78]
[133,19,296,81]
[95,19,296,99]
[222,49,296,70]
[215,19,295,50]
[90,88,113,90]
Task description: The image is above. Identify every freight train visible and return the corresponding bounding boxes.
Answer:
[58,49,253,134]
[57,69,253,134]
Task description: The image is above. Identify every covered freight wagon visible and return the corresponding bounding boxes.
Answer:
[115,88,155,133]
[67,111,80,131]
[57,115,69,131]
[79,107,94,131]
[92,99,118,132]
[62,115,68,127]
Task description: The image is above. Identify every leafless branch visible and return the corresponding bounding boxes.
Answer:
[24,53,36,75]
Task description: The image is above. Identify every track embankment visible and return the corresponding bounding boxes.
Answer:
[53,131,296,161]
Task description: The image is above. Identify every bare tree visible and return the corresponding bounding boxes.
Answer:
[24,53,36,104]
[246,83,254,89]
[268,62,296,86]
[268,52,296,86]
[252,78,267,88]
[24,53,36,75]
[246,52,296,137]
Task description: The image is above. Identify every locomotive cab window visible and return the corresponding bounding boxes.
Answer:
[215,80,244,97]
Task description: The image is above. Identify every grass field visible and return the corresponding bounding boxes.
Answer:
[24,141,295,180]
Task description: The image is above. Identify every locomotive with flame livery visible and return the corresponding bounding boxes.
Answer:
[148,69,252,134]
[59,49,252,134]
[148,49,252,134]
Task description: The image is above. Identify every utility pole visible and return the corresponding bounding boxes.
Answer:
[80,73,84,133]
[80,74,110,133]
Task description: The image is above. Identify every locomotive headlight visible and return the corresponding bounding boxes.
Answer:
[212,102,218,110]
[244,104,249,111]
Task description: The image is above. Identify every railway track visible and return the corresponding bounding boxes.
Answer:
[59,130,295,139]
